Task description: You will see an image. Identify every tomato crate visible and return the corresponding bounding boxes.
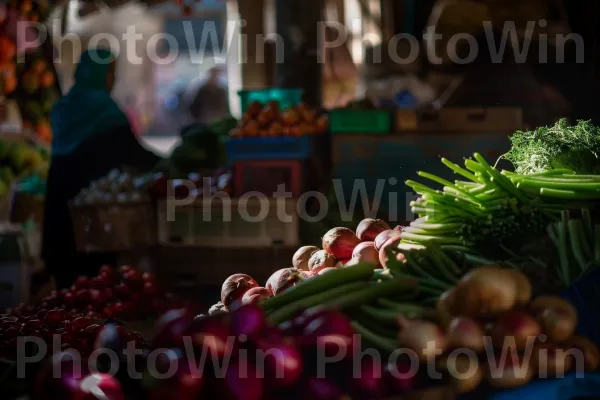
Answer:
[329,109,392,134]
[157,198,299,247]
[233,159,303,197]
[226,135,312,161]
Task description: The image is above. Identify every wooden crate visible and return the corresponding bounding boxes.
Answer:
[70,201,156,253]
[395,107,523,132]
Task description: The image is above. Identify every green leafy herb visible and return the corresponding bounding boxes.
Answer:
[505,119,600,175]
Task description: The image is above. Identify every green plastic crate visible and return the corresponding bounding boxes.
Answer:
[238,88,303,113]
[329,109,392,134]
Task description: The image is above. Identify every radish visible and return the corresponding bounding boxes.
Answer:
[242,287,272,305]
[292,246,319,271]
[351,241,381,267]
[374,227,403,251]
[356,218,390,242]
[308,250,337,273]
[221,274,259,309]
[322,227,361,259]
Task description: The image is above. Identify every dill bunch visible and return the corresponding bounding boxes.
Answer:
[506,119,600,175]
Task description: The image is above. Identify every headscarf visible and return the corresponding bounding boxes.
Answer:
[50,49,130,156]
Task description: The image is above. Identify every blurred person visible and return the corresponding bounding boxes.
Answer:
[43,49,160,289]
[188,67,230,125]
[123,94,143,136]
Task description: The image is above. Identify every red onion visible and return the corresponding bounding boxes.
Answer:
[378,235,404,268]
[34,351,90,400]
[385,359,417,393]
[256,339,303,388]
[77,373,125,400]
[187,315,233,360]
[149,362,205,400]
[224,359,264,400]
[374,227,403,251]
[322,227,361,259]
[308,250,337,273]
[303,376,344,400]
[242,287,272,305]
[352,241,381,267]
[152,309,195,349]
[356,218,391,242]
[300,309,357,358]
[292,246,319,271]
[265,268,303,295]
[221,274,259,309]
[230,304,267,340]
[351,357,386,398]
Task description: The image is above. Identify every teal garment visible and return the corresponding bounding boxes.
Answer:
[50,49,130,156]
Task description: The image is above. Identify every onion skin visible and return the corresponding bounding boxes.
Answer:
[437,354,483,394]
[563,335,600,372]
[446,317,485,352]
[356,218,391,242]
[486,353,534,389]
[490,311,541,351]
[506,270,532,305]
[453,267,520,318]
[532,342,573,377]
[530,296,577,343]
[322,227,361,259]
[374,228,403,251]
[221,274,259,309]
[397,317,447,362]
[378,236,404,268]
[437,288,457,329]
[292,246,319,271]
[308,250,337,272]
[351,241,381,267]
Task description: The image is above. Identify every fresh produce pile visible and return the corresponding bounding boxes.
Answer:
[426,267,600,393]
[11,265,187,323]
[1,1,59,143]
[73,168,232,205]
[0,139,48,197]
[230,101,328,137]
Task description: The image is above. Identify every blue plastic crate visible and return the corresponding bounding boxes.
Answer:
[226,136,312,161]
[563,267,600,346]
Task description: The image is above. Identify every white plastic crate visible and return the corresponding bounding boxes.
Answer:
[157,198,299,247]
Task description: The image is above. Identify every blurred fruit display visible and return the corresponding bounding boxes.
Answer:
[0,1,59,144]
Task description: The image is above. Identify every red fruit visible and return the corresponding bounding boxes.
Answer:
[143,281,159,297]
[322,227,361,259]
[76,289,91,304]
[83,324,102,339]
[256,339,303,388]
[300,309,357,358]
[87,311,101,319]
[303,376,344,400]
[71,317,94,332]
[99,265,116,277]
[103,288,115,300]
[351,357,386,398]
[221,274,259,308]
[242,287,272,305]
[356,218,391,242]
[64,292,77,308]
[5,326,20,339]
[46,309,66,325]
[187,315,232,361]
[119,265,134,275]
[90,277,106,290]
[98,272,116,287]
[77,373,125,400]
[111,303,125,318]
[123,270,143,288]
[142,272,155,282]
[34,351,91,400]
[74,276,91,290]
[230,304,267,339]
[116,283,131,299]
[24,319,44,331]
[36,309,49,320]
